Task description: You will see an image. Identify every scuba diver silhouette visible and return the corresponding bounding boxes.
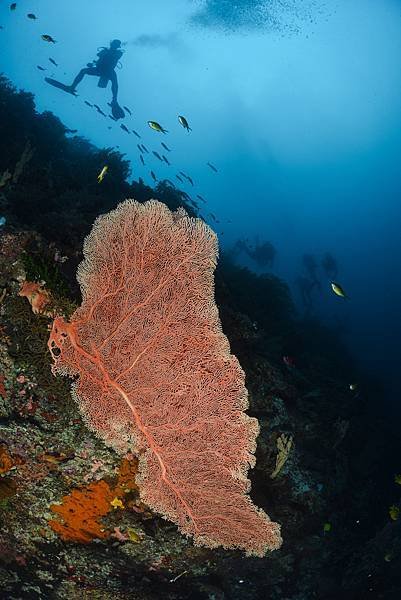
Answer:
[296,277,318,312]
[68,39,125,119]
[321,252,338,279]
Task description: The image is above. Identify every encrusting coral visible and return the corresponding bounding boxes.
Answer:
[0,446,16,476]
[18,281,51,316]
[48,457,143,543]
[49,479,114,543]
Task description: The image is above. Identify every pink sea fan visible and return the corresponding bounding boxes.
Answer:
[48,199,282,556]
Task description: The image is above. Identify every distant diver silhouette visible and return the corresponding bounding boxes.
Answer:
[69,39,125,119]
[321,252,338,279]
[296,276,318,312]
[233,238,276,269]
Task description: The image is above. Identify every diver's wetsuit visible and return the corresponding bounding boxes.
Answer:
[71,46,122,101]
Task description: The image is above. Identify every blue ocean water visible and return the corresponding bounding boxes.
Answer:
[2,0,400,409]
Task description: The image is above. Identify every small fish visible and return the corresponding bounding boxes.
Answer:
[132,130,141,138]
[65,128,78,134]
[123,106,132,116]
[331,282,347,299]
[323,523,332,533]
[207,162,218,173]
[150,170,157,182]
[187,175,194,186]
[10,3,17,11]
[49,58,58,67]
[178,115,192,132]
[41,34,56,43]
[27,13,36,19]
[152,151,163,161]
[120,124,130,133]
[0,216,6,227]
[349,383,358,391]
[137,144,144,153]
[162,155,170,165]
[148,121,168,134]
[141,144,149,154]
[196,195,206,203]
[140,154,145,166]
[161,142,171,152]
[283,355,296,367]
[176,174,183,183]
[94,105,106,117]
[209,213,217,222]
[110,497,124,510]
[97,166,108,183]
[394,474,401,485]
[36,65,46,71]
[127,527,141,543]
[84,100,93,107]
[179,171,187,178]
[389,505,399,521]
[40,451,70,464]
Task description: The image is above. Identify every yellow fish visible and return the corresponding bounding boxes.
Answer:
[97,165,108,183]
[127,528,141,543]
[110,497,124,510]
[331,281,347,298]
[147,121,168,134]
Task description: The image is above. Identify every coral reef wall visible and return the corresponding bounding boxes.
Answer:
[1,75,400,600]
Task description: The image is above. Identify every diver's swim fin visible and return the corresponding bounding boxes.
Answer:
[45,77,77,96]
[110,100,125,120]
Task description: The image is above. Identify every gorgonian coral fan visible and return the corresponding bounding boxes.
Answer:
[48,199,282,556]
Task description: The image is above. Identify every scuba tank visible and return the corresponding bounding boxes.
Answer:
[95,45,124,87]
[96,48,110,88]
